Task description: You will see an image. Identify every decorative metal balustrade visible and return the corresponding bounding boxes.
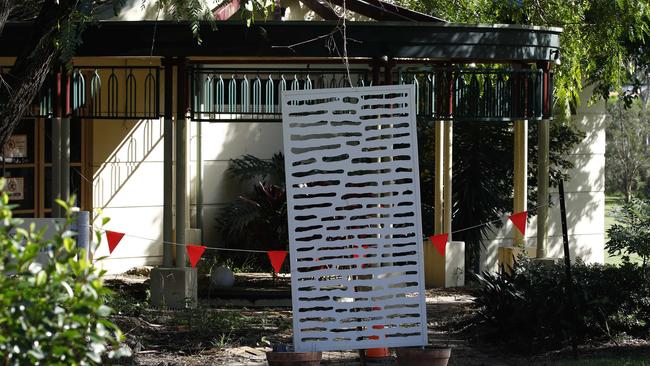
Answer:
[190,66,550,123]
[71,66,161,119]
[1,65,550,123]
[397,67,550,121]
[189,67,372,122]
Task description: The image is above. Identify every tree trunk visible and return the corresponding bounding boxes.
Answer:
[0,0,72,148]
[0,0,12,38]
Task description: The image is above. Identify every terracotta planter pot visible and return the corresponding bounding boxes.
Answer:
[396,346,451,366]
[266,351,322,366]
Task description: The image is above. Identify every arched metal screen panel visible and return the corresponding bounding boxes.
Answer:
[282,85,428,352]
[71,66,161,120]
[398,67,548,121]
[190,67,371,122]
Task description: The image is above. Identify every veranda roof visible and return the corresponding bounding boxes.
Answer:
[0,20,561,63]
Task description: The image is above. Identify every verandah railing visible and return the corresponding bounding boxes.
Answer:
[71,66,161,120]
[397,67,549,121]
[3,64,550,123]
[189,67,372,122]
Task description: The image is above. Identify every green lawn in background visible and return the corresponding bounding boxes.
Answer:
[604,196,642,266]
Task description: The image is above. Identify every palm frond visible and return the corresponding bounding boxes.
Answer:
[227,152,285,186]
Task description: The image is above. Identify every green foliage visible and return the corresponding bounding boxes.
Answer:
[0,180,129,365]
[606,198,650,266]
[215,152,287,251]
[226,153,285,188]
[416,119,583,273]
[605,98,650,201]
[474,259,650,351]
[397,0,650,113]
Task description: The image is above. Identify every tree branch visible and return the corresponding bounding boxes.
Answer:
[0,0,12,38]
[0,0,74,147]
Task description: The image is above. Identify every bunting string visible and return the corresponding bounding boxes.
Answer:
[72,202,551,267]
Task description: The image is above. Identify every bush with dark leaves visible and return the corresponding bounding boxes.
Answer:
[474,259,650,351]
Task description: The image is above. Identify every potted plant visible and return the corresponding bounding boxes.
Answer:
[396,345,451,366]
[266,344,322,366]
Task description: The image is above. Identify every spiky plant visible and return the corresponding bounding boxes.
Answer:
[215,152,287,251]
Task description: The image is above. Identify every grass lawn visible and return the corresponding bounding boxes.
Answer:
[604,196,642,266]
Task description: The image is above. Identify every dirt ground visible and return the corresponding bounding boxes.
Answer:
[105,272,650,366]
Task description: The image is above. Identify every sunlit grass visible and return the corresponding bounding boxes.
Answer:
[604,196,642,266]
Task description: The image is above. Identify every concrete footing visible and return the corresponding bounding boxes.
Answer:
[533,257,559,267]
[423,240,465,288]
[150,267,198,308]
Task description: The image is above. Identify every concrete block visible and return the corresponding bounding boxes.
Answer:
[423,240,465,288]
[149,267,198,308]
[497,246,536,273]
[534,257,559,267]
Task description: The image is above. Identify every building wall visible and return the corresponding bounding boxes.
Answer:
[480,86,606,271]
[88,58,167,274]
[87,61,605,274]
[189,121,284,246]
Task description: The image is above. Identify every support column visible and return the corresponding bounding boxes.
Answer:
[52,71,62,217]
[434,121,444,234]
[60,116,70,206]
[536,118,549,257]
[536,63,552,258]
[443,70,454,237]
[52,117,61,217]
[443,120,453,236]
[162,58,174,267]
[175,58,187,268]
[60,72,70,207]
[513,119,528,245]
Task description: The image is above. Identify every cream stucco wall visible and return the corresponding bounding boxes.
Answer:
[87,61,605,274]
[88,58,166,274]
[189,122,284,243]
[480,86,607,271]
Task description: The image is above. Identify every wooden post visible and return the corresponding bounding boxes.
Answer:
[443,119,452,236]
[52,70,62,217]
[60,72,70,208]
[536,63,552,258]
[443,69,454,237]
[175,58,187,268]
[513,119,528,245]
[434,120,444,234]
[162,57,174,267]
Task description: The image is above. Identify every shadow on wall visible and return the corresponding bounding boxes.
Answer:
[481,98,607,272]
[93,118,164,210]
[91,118,165,273]
[190,120,284,249]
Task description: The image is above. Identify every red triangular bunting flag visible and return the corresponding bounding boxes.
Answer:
[429,233,449,256]
[186,245,207,268]
[509,211,528,236]
[268,251,288,274]
[106,231,125,254]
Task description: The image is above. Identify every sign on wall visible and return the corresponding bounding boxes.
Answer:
[3,134,28,162]
[6,177,24,200]
[282,85,428,352]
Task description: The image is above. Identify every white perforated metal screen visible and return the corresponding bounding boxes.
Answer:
[282,85,428,352]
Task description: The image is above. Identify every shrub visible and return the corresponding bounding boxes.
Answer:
[606,198,650,266]
[473,259,650,352]
[0,181,129,365]
[215,153,287,252]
